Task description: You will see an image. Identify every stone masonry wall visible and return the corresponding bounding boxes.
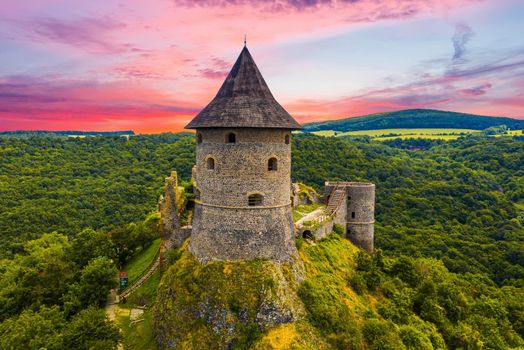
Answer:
[195,128,292,207]
[190,128,297,263]
[190,204,295,263]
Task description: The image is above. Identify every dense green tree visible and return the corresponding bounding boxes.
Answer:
[62,307,121,350]
[63,256,117,316]
[70,228,115,268]
[0,233,75,321]
[0,306,65,350]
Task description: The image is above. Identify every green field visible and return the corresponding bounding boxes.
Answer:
[312,128,479,138]
[311,128,524,141]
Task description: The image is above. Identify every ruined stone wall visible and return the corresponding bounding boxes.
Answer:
[160,171,179,242]
[190,128,296,263]
[159,171,192,270]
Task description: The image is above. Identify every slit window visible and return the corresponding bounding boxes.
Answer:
[197,133,203,144]
[351,212,355,219]
[268,157,278,171]
[248,194,263,206]
[206,157,215,170]
[226,132,236,143]
[285,135,290,144]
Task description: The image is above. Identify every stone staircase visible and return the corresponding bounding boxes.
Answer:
[326,186,346,214]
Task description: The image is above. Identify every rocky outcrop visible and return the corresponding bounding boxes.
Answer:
[154,245,304,350]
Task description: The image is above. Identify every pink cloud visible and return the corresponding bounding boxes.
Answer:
[459,83,492,96]
[0,76,199,133]
[9,15,129,54]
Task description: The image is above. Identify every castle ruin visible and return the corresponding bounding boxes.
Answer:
[163,45,376,263]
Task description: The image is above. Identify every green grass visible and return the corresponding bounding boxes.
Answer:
[122,238,161,285]
[118,250,161,348]
[120,307,158,350]
[128,270,161,306]
[293,203,325,222]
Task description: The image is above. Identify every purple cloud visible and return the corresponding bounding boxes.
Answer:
[452,23,474,62]
[11,16,127,54]
[447,58,524,78]
[199,68,229,79]
[394,94,450,106]
[459,83,492,97]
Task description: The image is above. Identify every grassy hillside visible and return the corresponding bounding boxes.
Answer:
[123,238,161,285]
[154,232,523,349]
[302,109,524,132]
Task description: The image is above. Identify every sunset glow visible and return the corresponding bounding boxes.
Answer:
[1,0,523,133]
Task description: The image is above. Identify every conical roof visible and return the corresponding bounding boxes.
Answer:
[185,46,301,129]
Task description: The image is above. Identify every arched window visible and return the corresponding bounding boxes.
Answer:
[248,193,263,206]
[226,132,236,144]
[197,133,203,144]
[206,157,215,170]
[285,135,290,144]
[268,157,278,171]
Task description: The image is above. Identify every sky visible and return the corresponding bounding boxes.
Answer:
[1,0,523,133]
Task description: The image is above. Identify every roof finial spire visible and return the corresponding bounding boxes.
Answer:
[244,34,247,47]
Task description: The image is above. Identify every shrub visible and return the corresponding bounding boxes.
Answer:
[349,272,367,295]
[363,318,405,349]
[298,280,362,349]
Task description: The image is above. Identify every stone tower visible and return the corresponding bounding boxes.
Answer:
[324,181,375,252]
[185,45,302,263]
[346,183,375,252]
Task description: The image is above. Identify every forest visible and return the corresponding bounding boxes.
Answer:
[0,132,523,348]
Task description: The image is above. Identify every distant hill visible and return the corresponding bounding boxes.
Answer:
[301,109,524,132]
[0,130,135,136]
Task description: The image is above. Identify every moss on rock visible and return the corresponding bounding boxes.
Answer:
[154,243,304,349]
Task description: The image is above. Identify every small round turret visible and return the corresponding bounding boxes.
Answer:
[346,183,375,252]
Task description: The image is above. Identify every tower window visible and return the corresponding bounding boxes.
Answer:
[248,193,263,206]
[226,132,236,143]
[197,133,203,144]
[268,157,278,171]
[285,135,290,144]
[206,157,215,170]
[351,212,355,219]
